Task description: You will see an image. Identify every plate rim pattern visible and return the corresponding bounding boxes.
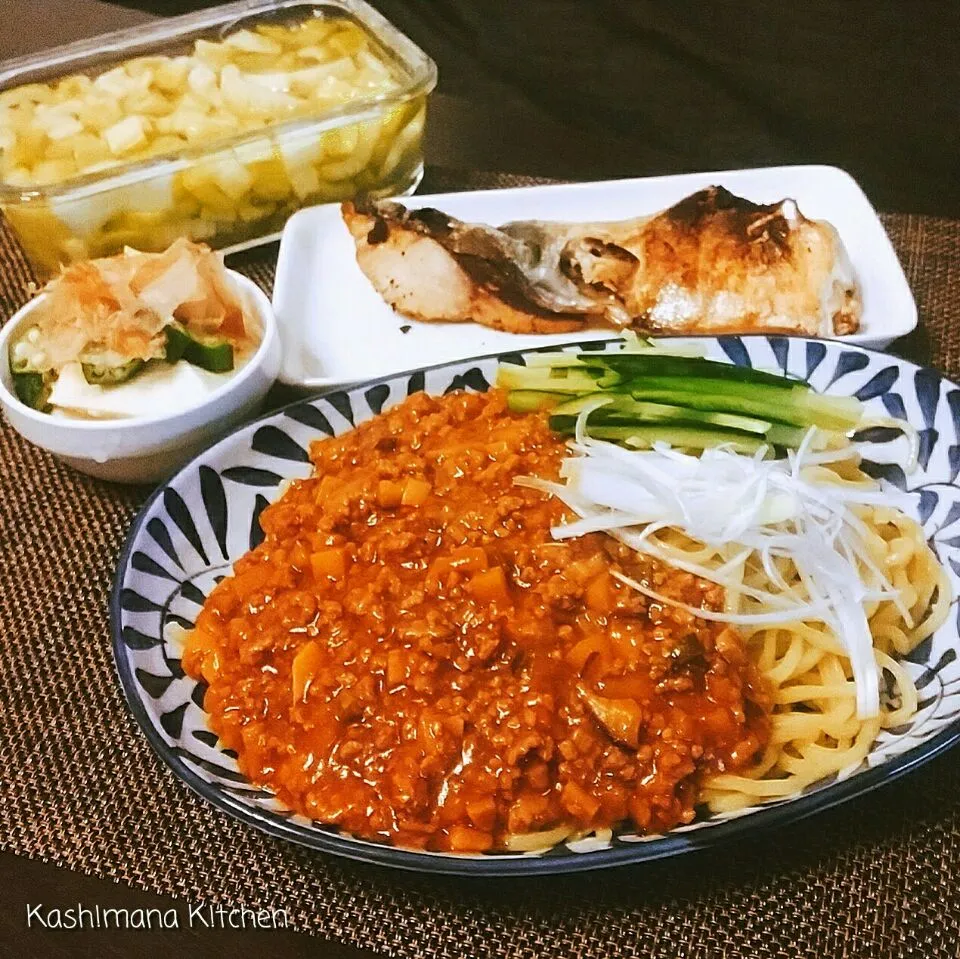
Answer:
[111,334,960,875]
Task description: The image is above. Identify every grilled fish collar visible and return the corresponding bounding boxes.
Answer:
[342,187,862,337]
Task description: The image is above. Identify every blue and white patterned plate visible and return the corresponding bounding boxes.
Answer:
[111,336,960,875]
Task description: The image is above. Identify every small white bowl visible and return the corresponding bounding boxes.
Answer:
[0,271,281,484]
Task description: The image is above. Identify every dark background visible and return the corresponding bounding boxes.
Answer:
[2,2,960,957]
[109,0,960,215]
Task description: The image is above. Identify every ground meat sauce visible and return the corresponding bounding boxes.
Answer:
[183,390,770,852]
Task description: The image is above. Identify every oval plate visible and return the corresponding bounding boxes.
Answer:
[112,336,960,875]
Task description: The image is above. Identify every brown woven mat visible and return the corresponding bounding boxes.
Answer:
[3,168,960,959]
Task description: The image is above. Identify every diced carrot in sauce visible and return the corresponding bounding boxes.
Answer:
[230,566,272,598]
[313,474,339,503]
[466,796,497,831]
[387,648,413,687]
[418,713,451,753]
[446,825,494,852]
[560,781,601,821]
[466,566,510,604]
[200,650,222,685]
[290,539,311,571]
[426,546,490,591]
[443,715,464,738]
[182,390,769,853]
[628,796,653,830]
[585,571,613,611]
[310,547,347,581]
[334,689,364,723]
[183,623,225,684]
[507,793,551,833]
[377,479,405,508]
[401,477,432,506]
[704,706,736,738]
[182,626,215,661]
[564,553,608,586]
[446,546,489,573]
[291,640,323,704]
[240,724,269,775]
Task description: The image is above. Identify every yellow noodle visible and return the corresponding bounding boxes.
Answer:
[503,825,576,852]
[505,467,949,845]
[695,493,949,815]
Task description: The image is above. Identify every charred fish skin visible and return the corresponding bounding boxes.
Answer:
[342,201,588,334]
[343,186,862,337]
[614,186,862,336]
[350,199,603,316]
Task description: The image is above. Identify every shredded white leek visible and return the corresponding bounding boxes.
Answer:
[518,426,915,719]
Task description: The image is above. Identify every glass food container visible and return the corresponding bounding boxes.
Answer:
[0,0,436,276]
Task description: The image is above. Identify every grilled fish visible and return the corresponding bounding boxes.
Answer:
[342,186,861,337]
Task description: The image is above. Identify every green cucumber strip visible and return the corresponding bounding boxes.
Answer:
[625,374,794,402]
[12,371,51,410]
[550,394,621,416]
[559,413,819,450]
[81,359,145,386]
[624,380,861,430]
[553,395,773,435]
[684,409,772,434]
[764,422,823,448]
[625,384,808,425]
[584,424,769,455]
[497,346,864,450]
[584,410,773,435]
[495,365,604,393]
[523,340,706,373]
[628,376,860,429]
[506,390,577,413]
[792,390,863,430]
[596,371,623,388]
[595,352,798,388]
[522,354,606,370]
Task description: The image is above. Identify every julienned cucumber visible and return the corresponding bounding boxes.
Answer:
[496,365,607,394]
[550,412,811,449]
[623,380,861,431]
[584,352,799,389]
[587,424,770,455]
[521,350,795,388]
[506,389,579,413]
[551,401,776,437]
[552,394,773,434]
[495,345,864,453]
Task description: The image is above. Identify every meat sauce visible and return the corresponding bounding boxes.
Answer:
[183,390,770,852]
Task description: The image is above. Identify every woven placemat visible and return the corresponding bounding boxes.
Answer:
[2,168,960,959]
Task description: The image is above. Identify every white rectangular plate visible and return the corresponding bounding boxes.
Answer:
[272,165,917,388]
